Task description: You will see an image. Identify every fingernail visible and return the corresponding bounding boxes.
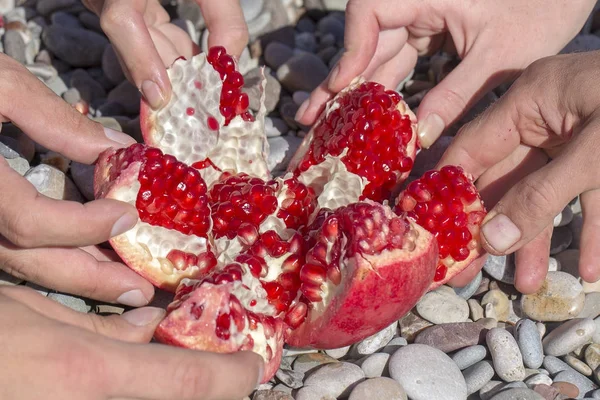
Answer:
[104,127,135,146]
[117,289,150,307]
[417,113,445,149]
[111,212,139,238]
[481,214,522,253]
[327,64,340,90]
[295,100,309,122]
[122,307,165,326]
[141,80,165,110]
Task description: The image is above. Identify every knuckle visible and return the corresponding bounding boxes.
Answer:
[100,2,130,32]
[4,210,36,248]
[54,338,107,392]
[516,178,558,220]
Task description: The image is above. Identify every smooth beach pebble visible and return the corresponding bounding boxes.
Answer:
[388,344,468,400]
[521,271,585,322]
[542,318,596,356]
[416,286,470,324]
[515,319,544,369]
[347,377,407,400]
[487,328,526,382]
[452,345,488,370]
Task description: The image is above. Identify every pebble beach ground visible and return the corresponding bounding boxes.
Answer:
[2,0,600,399]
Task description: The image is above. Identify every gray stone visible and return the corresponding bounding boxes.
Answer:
[562,34,600,53]
[276,52,329,92]
[353,322,396,356]
[554,249,580,278]
[263,41,294,70]
[295,32,317,52]
[550,226,573,255]
[554,369,598,398]
[41,26,108,67]
[543,355,577,375]
[292,353,338,375]
[0,271,23,286]
[487,328,526,382]
[3,30,27,64]
[564,354,593,376]
[50,11,82,28]
[483,254,515,284]
[579,293,600,319]
[37,0,77,16]
[525,373,553,387]
[264,117,289,137]
[543,318,596,356]
[6,156,30,175]
[48,293,90,313]
[359,352,390,378]
[240,0,264,21]
[107,80,141,114]
[455,271,483,300]
[267,135,303,173]
[324,345,350,359]
[274,368,303,389]
[389,344,468,400]
[554,206,574,227]
[70,69,107,103]
[316,14,344,45]
[243,68,281,113]
[463,360,495,395]
[489,388,545,400]
[416,286,470,324]
[69,161,95,201]
[24,164,83,202]
[301,362,365,398]
[452,345,488,370]
[414,319,496,353]
[585,343,600,371]
[516,319,544,369]
[348,377,407,400]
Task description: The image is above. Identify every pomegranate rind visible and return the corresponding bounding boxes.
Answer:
[287,207,438,348]
[154,281,284,383]
[140,54,270,186]
[94,148,211,291]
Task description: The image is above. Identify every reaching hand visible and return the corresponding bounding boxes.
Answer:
[437,51,600,293]
[83,0,249,110]
[296,0,595,149]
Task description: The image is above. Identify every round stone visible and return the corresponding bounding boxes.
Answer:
[389,344,468,400]
[524,373,553,387]
[301,362,365,399]
[487,328,526,382]
[359,352,390,378]
[483,254,515,284]
[585,343,600,371]
[463,360,494,395]
[451,345,488,370]
[520,271,585,322]
[481,289,510,322]
[454,271,483,300]
[551,381,580,398]
[542,318,596,356]
[564,354,592,376]
[348,377,407,400]
[416,286,469,324]
[489,388,544,400]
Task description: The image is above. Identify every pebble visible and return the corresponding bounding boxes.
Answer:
[414,318,496,353]
[274,368,303,389]
[553,369,597,398]
[454,271,483,300]
[594,317,600,343]
[525,373,553,387]
[243,67,281,113]
[482,289,511,322]
[590,389,600,399]
[41,26,108,67]
[578,293,600,319]
[388,344,468,400]
[263,41,294,69]
[554,206,574,227]
[564,354,593,376]
[451,345,488,370]
[521,271,585,322]
[324,345,350,359]
[550,226,573,255]
[24,164,83,202]
[515,319,544,369]
[463,360,495,394]
[294,386,335,400]
[542,318,596,356]
[5,154,30,175]
[264,117,289,137]
[380,336,407,354]
[48,292,91,313]
[253,390,293,400]
[295,32,317,52]
[69,163,98,198]
[483,254,516,284]
[267,135,303,173]
[3,30,26,64]
[292,353,338,375]
[353,322,396,356]
[469,298,485,321]
[316,14,344,45]
[487,328,526,382]
[0,271,23,286]
[101,43,126,85]
[36,0,78,16]
[348,377,407,400]
[300,362,365,399]
[554,249,580,277]
[107,80,141,114]
[489,388,545,400]
[416,286,470,324]
[276,52,330,92]
[585,343,600,371]
[359,352,389,378]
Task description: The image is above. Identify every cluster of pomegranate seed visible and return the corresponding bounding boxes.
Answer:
[293,82,415,202]
[209,173,279,240]
[395,166,486,281]
[276,178,317,229]
[109,144,212,237]
[206,46,253,125]
[165,249,218,274]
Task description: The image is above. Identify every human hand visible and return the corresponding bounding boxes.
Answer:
[436,51,600,293]
[83,0,249,110]
[295,0,595,149]
[0,285,262,400]
[0,53,157,306]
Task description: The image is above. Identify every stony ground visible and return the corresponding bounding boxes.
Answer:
[2,0,600,399]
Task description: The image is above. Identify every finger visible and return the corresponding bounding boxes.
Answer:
[369,42,418,90]
[0,159,138,249]
[479,130,596,256]
[513,224,552,294]
[359,27,409,80]
[109,344,263,400]
[154,23,199,61]
[0,54,135,163]
[198,0,249,57]
[0,238,154,306]
[99,0,171,109]
[579,189,600,283]
[327,0,417,92]
[0,285,164,343]
[417,44,518,149]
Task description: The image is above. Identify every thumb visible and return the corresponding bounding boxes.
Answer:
[416,50,516,149]
[479,145,590,256]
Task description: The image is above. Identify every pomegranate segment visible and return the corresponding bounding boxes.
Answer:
[139,48,270,187]
[394,166,487,288]
[286,200,438,348]
[288,78,418,204]
[154,278,285,383]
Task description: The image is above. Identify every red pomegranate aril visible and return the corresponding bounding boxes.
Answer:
[301,283,323,302]
[284,302,308,329]
[215,312,231,340]
[300,263,326,286]
[262,281,284,301]
[207,45,226,65]
[433,265,448,282]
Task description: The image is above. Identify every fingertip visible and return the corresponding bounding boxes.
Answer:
[417,113,445,149]
[121,306,166,328]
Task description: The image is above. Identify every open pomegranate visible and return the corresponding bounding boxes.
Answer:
[94,47,486,383]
